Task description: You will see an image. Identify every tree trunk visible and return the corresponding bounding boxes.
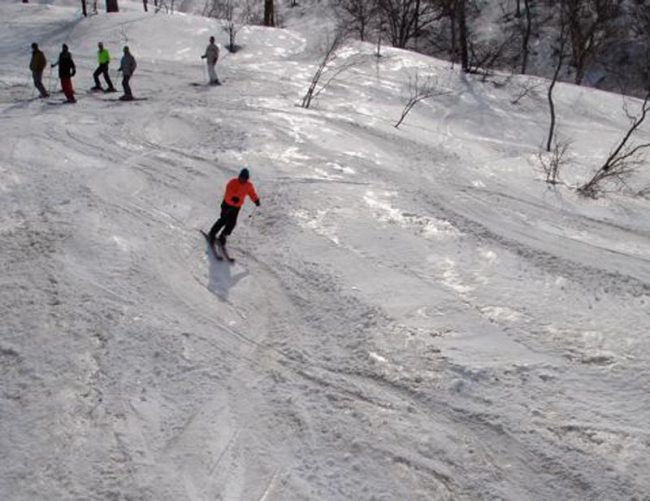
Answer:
[547,30,566,152]
[521,0,531,74]
[106,0,119,12]
[457,0,469,72]
[264,0,274,26]
[414,0,421,50]
[449,9,457,65]
[81,0,87,16]
[143,0,148,12]
[376,20,383,57]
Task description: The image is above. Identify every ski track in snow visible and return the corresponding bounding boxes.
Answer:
[1,2,650,501]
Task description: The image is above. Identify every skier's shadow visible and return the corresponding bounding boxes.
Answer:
[204,241,249,301]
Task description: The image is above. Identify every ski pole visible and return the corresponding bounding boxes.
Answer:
[201,59,207,83]
[248,206,258,221]
[29,73,36,99]
[47,66,55,94]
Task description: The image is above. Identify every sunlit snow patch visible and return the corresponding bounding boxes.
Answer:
[292,209,340,245]
[369,352,387,364]
[363,190,460,239]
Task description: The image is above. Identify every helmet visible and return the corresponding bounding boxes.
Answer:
[239,168,250,180]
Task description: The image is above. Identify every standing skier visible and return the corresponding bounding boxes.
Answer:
[91,42,116,92]
[201,36,220,85]
[51,44,76,103]
[29,42,49,98]
[207,168,260,251]
[117,46,137,101]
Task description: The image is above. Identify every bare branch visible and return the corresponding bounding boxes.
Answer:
[579,92,650,196]
[538,137,572,185]
[510,81,542,105]
[394,70,450,128]
[301,31,349,109]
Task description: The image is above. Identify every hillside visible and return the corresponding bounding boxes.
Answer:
[1,2,650,500]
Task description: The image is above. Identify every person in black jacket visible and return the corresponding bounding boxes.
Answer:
[51,44,76,103]
[117,46,137,101]
[29,43,49,98]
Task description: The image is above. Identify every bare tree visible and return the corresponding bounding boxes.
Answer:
[377,0,438,49]
[467,30,517,77]
[394,71,448,128]
[375,18,384,57]
[510,80,542,105]
[563,0,623,85]
[519,0,532,74]
[106,0,119,12]
[264,0,274,26]
[206,0,243,51]
[546,10,568,152]
[456,0,469,72]
[579,92,650,196]
[302,31,346,109]
[301,31,365,109]
[538,137,572,185]
[433,0,457,64]
[223,0,241,51]
[334,0,379,41]
[155,0,175,13]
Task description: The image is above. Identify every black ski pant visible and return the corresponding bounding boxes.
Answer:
[93,63,114,89]
[32,70,48,97]
[121,74,133,98]
[208,202,241,245]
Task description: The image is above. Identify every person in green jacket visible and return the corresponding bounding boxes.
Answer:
[91,42,116,92]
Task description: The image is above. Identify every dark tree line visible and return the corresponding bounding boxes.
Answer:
[333,0,647,93]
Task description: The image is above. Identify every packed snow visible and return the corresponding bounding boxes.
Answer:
[1,1,649,500]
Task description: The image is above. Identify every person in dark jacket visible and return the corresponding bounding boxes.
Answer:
[29,42,49,98]
[51,44,76,103]
[207,168,260,249]
[91,42,116,92]
[117,46,137,101]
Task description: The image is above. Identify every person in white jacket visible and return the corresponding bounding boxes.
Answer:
[201,36,220,85]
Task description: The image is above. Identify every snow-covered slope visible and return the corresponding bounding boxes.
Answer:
[1,2,649,500]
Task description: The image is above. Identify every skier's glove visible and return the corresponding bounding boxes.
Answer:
[255,200,261,207]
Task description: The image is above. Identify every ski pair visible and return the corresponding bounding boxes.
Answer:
[200,231,235,262]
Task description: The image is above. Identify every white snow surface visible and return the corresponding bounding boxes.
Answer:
[2,2,650,500]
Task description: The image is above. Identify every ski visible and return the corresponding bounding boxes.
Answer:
[87,88,117,94]
[199,230,223,261]
[189,81,222,87]
[46,99,75,105]
[108,97,149,102]
[216,242,235,262]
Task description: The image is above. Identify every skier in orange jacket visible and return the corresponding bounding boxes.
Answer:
[207,168,260,249]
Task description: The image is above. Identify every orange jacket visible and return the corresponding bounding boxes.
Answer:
[223,177,259,208]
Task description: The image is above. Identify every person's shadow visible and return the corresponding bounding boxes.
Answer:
[204,239,249,302]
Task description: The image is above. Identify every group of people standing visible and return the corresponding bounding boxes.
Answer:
[29,36,221,103]
[29,42,137,102]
